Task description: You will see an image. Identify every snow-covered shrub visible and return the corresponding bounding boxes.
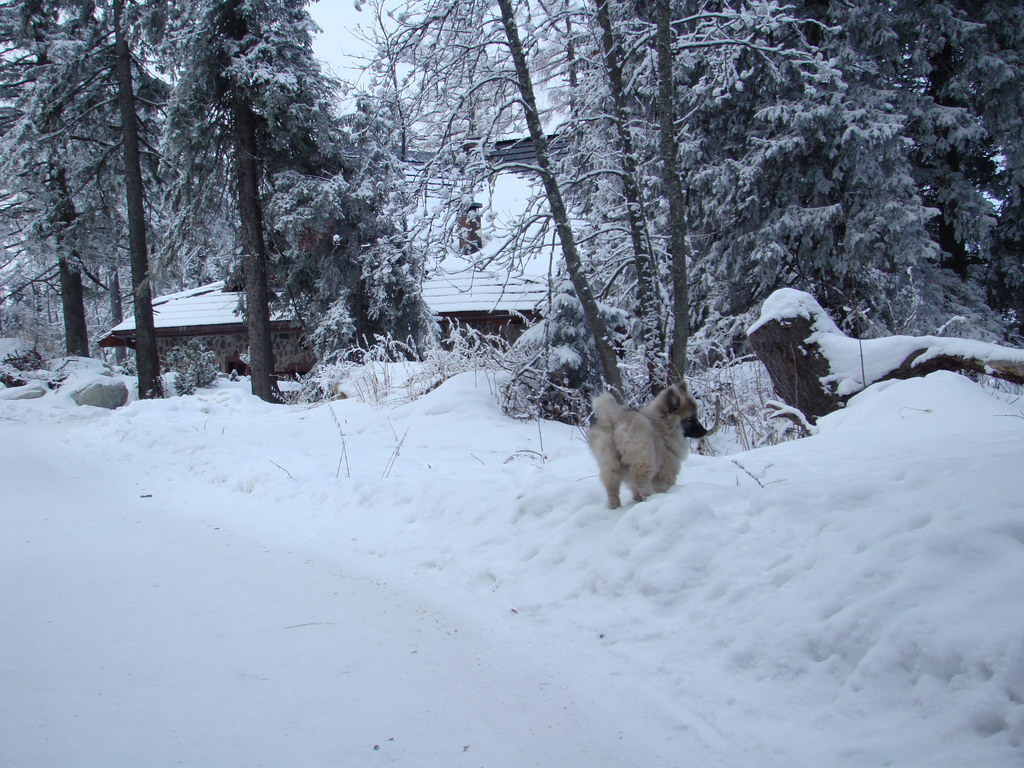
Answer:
[687,356,799,454]
[0,347,95,391]
[164,340,218,396]
[0,347,46,388]
[499,291,626,425]
[1,348,122,397]
[427,320,509,382]
[295,325,508,406]
[293,336,418,404]
[116,351,137,377]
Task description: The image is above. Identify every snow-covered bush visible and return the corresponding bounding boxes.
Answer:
[0,347,46,388]
[164,340,218,396]
[294,325,508,406]
[687,356,799,454]
[289,301,799,454]
[499,290,626,425]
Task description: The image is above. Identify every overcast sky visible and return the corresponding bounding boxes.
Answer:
[308,1,378,91]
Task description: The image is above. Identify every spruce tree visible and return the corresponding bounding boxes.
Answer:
[888,0,1024,332]
[0,0,165,393]
[677,1,939,340]
[0,2,98,358]
[163,0,340,401]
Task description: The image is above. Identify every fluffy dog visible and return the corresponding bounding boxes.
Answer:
[588,383,708,509]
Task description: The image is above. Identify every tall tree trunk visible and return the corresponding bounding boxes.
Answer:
[595,0,663,396]
[52,169,90,358]
[232,91,279,403]
[108,268,126,364]
[27,5,89,360]
[58,255,89,357]
[927,41,970,280]
[655,0,691,379]
[113,0,162,398]
[495,0,625,398]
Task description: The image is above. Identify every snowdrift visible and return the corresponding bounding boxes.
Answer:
[2,368,1022,766]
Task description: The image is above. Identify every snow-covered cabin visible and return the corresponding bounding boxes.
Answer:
[99,282,313,376]
[422,269,546,339]
[100,270,547,376]
[100,137,554,375]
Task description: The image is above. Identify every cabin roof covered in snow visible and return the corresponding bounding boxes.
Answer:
[421,269,547,315]
[105,271,547,336]
[107,282,268,334]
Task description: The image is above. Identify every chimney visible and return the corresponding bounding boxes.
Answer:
[459,202,483,255]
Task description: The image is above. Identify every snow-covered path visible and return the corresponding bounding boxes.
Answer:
[3,370,1023,767]
[0,422,692,768]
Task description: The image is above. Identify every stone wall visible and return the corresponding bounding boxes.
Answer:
[157,330,315,376]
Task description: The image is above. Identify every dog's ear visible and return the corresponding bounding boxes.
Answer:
[665,387,681,412]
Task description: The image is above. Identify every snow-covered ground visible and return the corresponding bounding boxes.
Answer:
[2,367,1022,767]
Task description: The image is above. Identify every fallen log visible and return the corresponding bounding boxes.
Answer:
[747,289,1024,422]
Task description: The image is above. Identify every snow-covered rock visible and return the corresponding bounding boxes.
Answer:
[0,382,47,400]
[69,379,129,410]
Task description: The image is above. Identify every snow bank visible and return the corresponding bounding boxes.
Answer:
[2,369,1022,766]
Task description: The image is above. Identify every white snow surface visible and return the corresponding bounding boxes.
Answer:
[749,287,1024,396]
[108,270,547,337]
[418,269,547,314]
[2,369,1023,767]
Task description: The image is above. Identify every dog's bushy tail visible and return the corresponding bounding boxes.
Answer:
[591,392,625,426]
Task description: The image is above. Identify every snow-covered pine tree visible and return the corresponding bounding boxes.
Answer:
[0,2,91,357]
[889,0,997,282]
[273,92,432,361]
[501,279,628,423]
[165,338,218,395]
[112,0,164,398]
[886,0,1024,334]
[162,0,336,402]
[679,1,941,344]
[163,0,430,390]
[0,0,166,396]
[0,2,104,358]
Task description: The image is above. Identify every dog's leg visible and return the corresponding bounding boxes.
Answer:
[652,463,679,494]
[626,461,655,504]
[627,477,653,503]
[652,441,687,493]
[599,464,623,509]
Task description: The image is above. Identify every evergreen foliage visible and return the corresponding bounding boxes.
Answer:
[165,339,218,395]
[275,95,431,360]
[501,285,627,422]
[0,0,167,397]
[161,1,428,377]
[679,1,939,338]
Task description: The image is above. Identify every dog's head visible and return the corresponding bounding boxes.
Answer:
[659,382,708,439]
